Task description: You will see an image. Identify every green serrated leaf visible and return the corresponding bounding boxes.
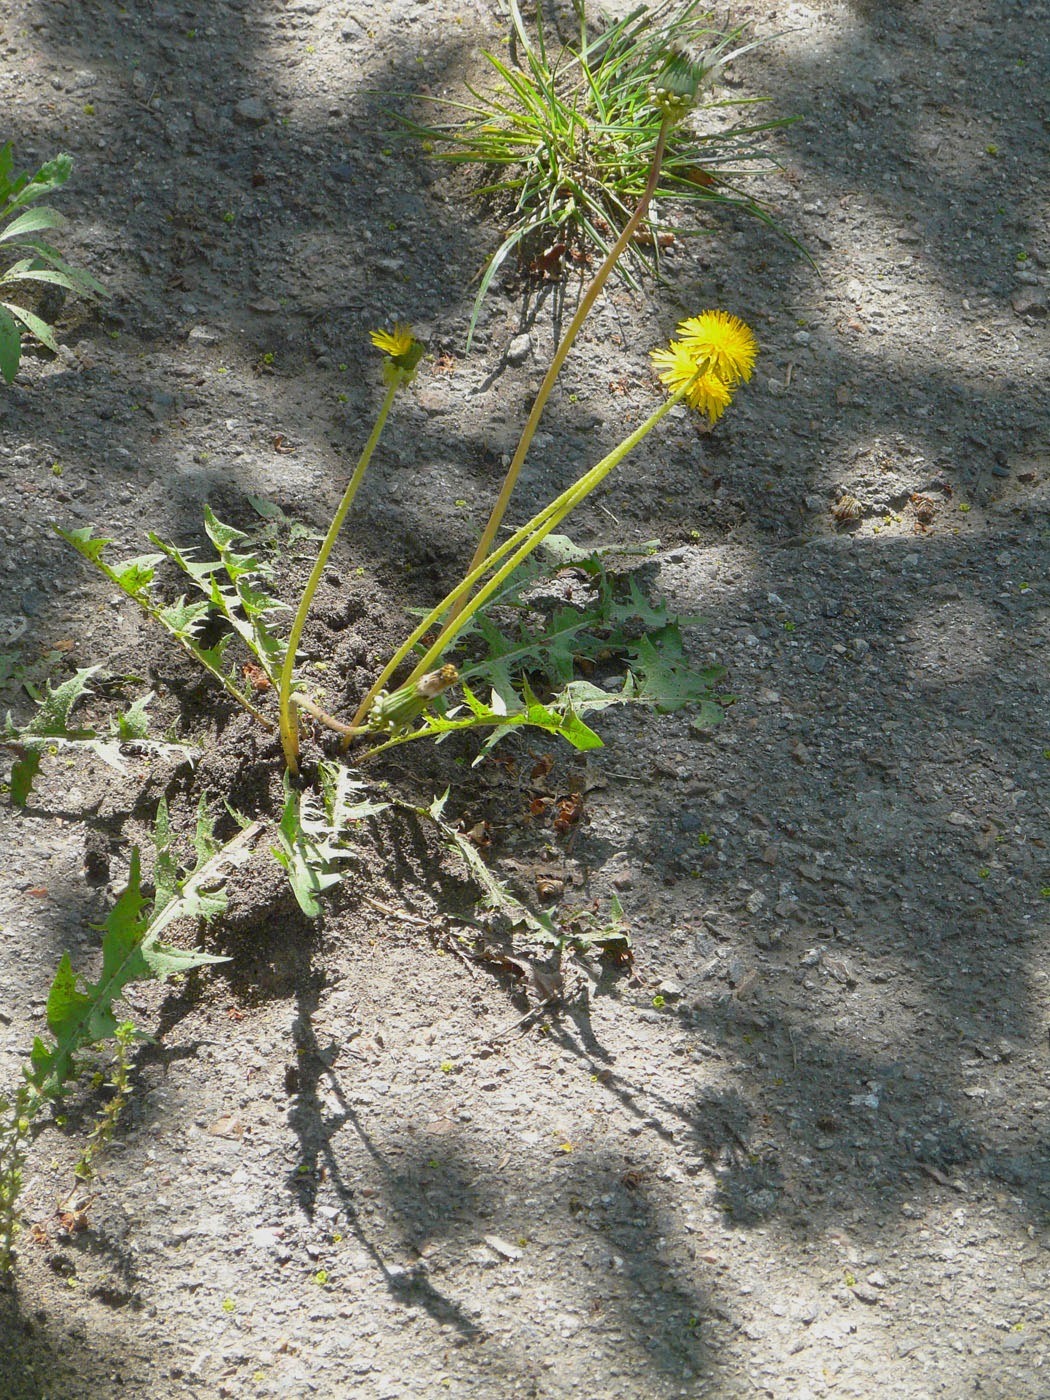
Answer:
[157,594,212,638]
[247,494,283,521]
[114,691,154,741]
[8,666,99,739]
[114,554,163,599]
[0,206,68,243]
[151,797,178,919]
[0,298,59,353]
[692,698,725,729]
[536,533,592,566]
[271,776,345,918]
[423,806,561,945]
[191,791,219,868]
[1,261,78,291]
[54,523,110,563]
[0,303,22,383]
[626,625,719,712]
[3,152,72,210]
[147,802,259,940]
[202,504,250,554]
[9,749,41,807]
[319,761,390,829]
[25,849,226,1099]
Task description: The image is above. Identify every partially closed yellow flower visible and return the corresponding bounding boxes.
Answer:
[370,323,415,358]
[369,323,424,384]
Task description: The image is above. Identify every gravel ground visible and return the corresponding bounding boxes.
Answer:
[1,1,1049,1398]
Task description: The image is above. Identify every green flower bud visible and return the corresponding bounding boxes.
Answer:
[368,664,459,735]
[648,47,706,121]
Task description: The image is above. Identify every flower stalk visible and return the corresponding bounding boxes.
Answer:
[445,113,675,627]
[278,328,422,773]
[446,43,716,630]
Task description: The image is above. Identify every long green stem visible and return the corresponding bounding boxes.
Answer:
[347,384,686,740]
[345,478,576,735]
[279,371,405,772]
[447,116,673,626]
[405,385,684,683]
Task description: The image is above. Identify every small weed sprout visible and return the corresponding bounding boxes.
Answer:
[0,143,107,383]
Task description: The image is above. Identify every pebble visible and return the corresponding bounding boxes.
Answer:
[232,97,269,127]
[850,1282,882,1304]
[506,333,532,365]
[1011,285,1047,317]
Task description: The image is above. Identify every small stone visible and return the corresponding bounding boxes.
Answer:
[746,890,766,915]
[851,1283,882,1304]
[483,1234,523,1261]
[414,388,449,416]
[658,979,683,1001]
[1011,285,1047,317]
[866,1270,888,1289]
[506,333,532,365]
[703,910,732,938]
[612,869,633,891]
[233,97,269,127]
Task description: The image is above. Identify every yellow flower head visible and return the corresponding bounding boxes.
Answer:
[370,323,424,384]
[675,310,757,386]
[651,341,733,423]
[370,323,415,358]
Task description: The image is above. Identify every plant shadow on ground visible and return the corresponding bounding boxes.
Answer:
[556,511,1050,1227]
[0,1283,159,1400]
[283,968,729,1390]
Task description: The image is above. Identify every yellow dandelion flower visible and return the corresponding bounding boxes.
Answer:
[651,341,734,423]
[370,323,415,358]
[676,311,757,386]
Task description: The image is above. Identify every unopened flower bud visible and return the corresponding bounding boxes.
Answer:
[368,664,459,735]
[648,47,705,121]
